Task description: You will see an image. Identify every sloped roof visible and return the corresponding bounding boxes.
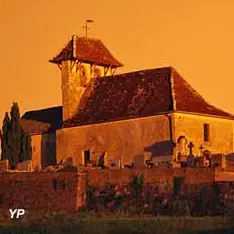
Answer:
[63,67,234,127]
[21,106,62,134]
[171,68,234,118]
[22,67,234,133]
[49,36,123,68]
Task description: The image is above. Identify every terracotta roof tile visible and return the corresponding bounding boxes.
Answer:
[63,67,172,127]
[171,68,234,118]
[22,67,234,133]
[63,67,234,127]
[49,36,123,68]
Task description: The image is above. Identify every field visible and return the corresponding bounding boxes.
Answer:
[0,212,234,234]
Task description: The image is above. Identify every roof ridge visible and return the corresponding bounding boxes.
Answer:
[24,106,62,112]
[169,67,176,110]
[75,35,101,41]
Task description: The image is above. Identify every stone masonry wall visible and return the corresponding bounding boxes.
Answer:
[56,115,171,168]
[31,134,42,171]
[31,133,57,171]
[0,172,87,212]
[0,168,215,213]
[172,113,234,156]
[61,60,112,121]
[0,160,8,172]
[87,168,214,187]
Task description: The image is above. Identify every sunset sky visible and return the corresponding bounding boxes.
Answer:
[1,0,234,125]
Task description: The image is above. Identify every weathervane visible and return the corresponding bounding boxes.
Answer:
[82,20,94,38]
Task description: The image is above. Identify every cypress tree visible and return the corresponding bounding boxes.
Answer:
[20,131,32,161]
[1,112,10,160]
[8,102,22,168]
[1,102,32,168]
[19,131,26,162]
[26,134,32,160]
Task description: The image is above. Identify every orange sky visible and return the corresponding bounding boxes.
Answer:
[1,0,234,125]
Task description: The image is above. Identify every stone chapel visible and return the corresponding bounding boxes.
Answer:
[20,35,234,171]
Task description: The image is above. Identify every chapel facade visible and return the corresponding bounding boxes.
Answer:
[20,35,234,171]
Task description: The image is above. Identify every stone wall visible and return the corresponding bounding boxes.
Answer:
[31,134,42,171]
[16,160,32,171]
[0,160,8,172]
[0,172,87,212]
[225,153,234,171]
[0,168,222,213]
[56,115,171,168]
[61,60,112,121]
[172,113,234,156]
[41,132,56,167]
[87,168,214,187]
[31,133,56,171]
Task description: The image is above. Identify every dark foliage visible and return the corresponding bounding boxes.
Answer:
[130,175,144,207]
[0,112,10,161]
[85,180,234,217]
[1,102,32,168]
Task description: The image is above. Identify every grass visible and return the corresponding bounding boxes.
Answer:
[0,212,234,234]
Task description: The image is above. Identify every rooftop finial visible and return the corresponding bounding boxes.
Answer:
[82,20,94,38]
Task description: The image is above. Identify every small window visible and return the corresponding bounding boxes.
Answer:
[203,124,210,142]
[83,150,90,166]
[52,179,57,190]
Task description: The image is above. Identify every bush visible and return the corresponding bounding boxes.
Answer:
[86,185,97,209]
[169,199,191,216]
[130,175,145,207]
[173,177,184,197]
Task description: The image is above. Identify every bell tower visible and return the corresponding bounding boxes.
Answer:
[49,35,123,122]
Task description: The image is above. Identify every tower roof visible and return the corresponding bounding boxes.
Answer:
[49,36,123,68]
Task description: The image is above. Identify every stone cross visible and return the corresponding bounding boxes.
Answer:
[188,142,194,155]
[199,144,204,156]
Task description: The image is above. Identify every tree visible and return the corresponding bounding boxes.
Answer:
[1,102,32,168]
[8,102,22,168]
[130,174,144,207]
[1,112,10,160]
[20,131,32,161]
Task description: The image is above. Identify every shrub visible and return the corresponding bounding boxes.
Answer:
[173,177,184,197]
[130,175,144,206]
[86,185,97,209]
